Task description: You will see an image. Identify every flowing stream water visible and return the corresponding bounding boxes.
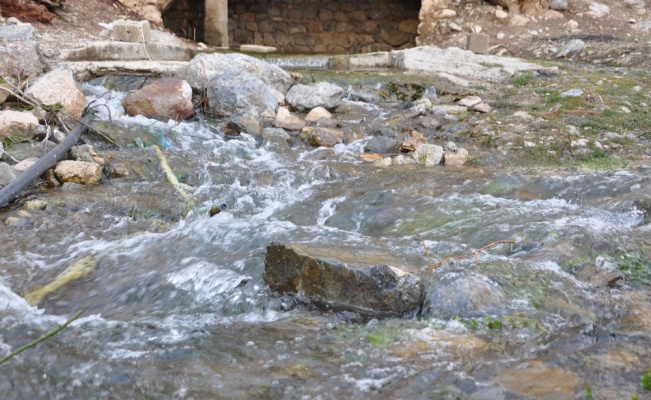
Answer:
[1,76,650,399]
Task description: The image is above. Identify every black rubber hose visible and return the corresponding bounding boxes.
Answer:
[0,115,92,208]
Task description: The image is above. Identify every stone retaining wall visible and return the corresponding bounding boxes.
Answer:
[228,0,421,53]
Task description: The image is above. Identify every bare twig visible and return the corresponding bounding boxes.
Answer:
[389,210,431,261]
[0,310,84,365]
[413,240,516,273]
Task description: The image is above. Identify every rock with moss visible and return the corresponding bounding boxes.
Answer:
[264,242,425,318]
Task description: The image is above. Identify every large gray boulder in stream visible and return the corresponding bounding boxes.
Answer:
[264,242,425,318]
[176,52,293,96]
[206,69,278,117]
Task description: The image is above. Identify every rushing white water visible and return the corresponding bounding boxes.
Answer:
[1,83,649,399]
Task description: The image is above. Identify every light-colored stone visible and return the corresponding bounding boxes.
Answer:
[0,110,40,140]
[207,69,278,117]
[588,2,610,16]
[0,23,43,80]
[25,67,86,121]
[24,199,47,210]
[472,102,492,113]
[286,82,344,111]
[240,44,277,53]
[571,139,589,148]
[112,19,151,43]
[432,9,457,19]
[509,15,528,26]
[557,39,586,58]
[406,98,432,116]
[373,157,393,167]
[274,107,306,131]
[543,10,565,18]
[413,144,443,166]
[449,22,463,31]
[419,0,452,18]
[565,20,579,29]
[431,105,469,115]
[124,77,194,120]
[54,160,102,184]
[305,107,332,122]
[443,147,469,165]
[177,53,293,96]
[0,83,15,105]
[392,154,418,165]
[14,157,38,172]
[59,41,195,62]
[560,88,583,97]
[458,95,482,108]
[495,9,509,19]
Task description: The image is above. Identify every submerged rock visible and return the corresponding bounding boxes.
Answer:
[422,273,505,318]
[264,242,425,318]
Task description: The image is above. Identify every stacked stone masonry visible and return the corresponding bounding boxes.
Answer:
[162,0,207,42]
[228,0,421,53]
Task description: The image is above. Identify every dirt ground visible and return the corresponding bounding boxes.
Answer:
[3,0,650,67]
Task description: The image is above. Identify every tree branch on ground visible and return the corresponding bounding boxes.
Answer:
[0,310,84,366]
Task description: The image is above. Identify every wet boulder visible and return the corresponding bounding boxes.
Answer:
[422,273,505,318]
[365,136,401,153]
[206,69,278,118]
[123,77,194,120]
[54,160,102,184]
[264,242,425,318]
[414,143,443,166]
[286,82,344,111]
[300,126,343,147]
[177,52,293,96]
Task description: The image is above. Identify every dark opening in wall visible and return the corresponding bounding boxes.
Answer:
[227,0,421,53]
[162,0,206,42]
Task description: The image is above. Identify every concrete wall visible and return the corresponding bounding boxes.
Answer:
[228,0,420,53]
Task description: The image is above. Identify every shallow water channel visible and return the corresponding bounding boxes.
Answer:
[1,75,651,399]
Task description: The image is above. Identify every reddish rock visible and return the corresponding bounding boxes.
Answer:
[1,0,55,23]
[124,77,194,121]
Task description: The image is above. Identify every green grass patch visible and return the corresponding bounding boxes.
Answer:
[641,369,651,390]
[511,72,535,87]
[366,326,401,348]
